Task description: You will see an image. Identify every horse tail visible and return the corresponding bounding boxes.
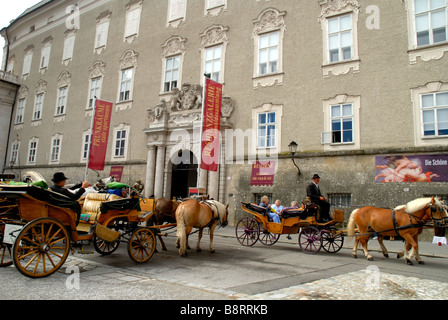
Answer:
[347,209,359,237]
[176,204,188,256]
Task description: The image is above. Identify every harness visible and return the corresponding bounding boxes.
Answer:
[202,200,225,228]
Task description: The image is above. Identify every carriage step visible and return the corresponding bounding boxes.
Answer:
[138,211,152,219]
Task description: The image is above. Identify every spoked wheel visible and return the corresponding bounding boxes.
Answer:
[13,218,70,278]
[321,231,344,253]
[259,224,280,246]
[127,227,156,263]
[0,221,13,267]
[235,217,260,247]
[298,226,322,254]
[93,235,120,255]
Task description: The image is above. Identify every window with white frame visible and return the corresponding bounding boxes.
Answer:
[63,32,75,63]
[81,132,91,161]
[88,77,102,109]
[27,139,38,165]
[10,141,20,166]
[205,45,222,82]
[22,51,33,76]
[56,87,68,116]
[207,0,225,9]
[164,55,180,92]
[114,129,127,157]
[40,44,51,71]
[33,93,44,121]
[119,68,133,102]
[421,91,448,137]
[95,20,110,49]
[414,0,447,47]
[258,32,279,75]
[328,14,353,63]
[331,103,354,144]
[50,136,62,163]
[124,4,142,40]
[169,0,186,21]
[257,112,277,148]
[15,99,26,124]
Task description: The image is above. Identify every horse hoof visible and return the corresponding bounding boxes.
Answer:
[210,249,215,254]
[418,260,425,265]
[383,254,389,258]
[196,248,202,253]
[367,256,374,261]
[352,254,357,259]
[406,259,413,266]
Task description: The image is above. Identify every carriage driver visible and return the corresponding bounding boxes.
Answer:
[50,172,89,201]
[306,174,331,222]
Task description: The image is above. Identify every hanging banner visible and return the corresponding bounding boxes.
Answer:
[250,161,276,186]
[109,166,124,182]
[88,100,113,171]
[200,78,223,172]
[375,155,448,183]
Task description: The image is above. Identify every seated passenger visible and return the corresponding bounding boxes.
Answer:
[50,172,89,201]
[271,199,283,214]
[259,195,281,223]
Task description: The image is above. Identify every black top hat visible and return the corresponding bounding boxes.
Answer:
[52,172,69,183]
[312,174,320,179]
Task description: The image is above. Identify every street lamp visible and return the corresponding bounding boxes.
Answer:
[288,141,301,176]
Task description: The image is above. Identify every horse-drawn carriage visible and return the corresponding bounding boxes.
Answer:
[0,184,159,278]
[236,202,345,254]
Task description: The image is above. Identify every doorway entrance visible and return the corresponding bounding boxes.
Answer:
[170,150,198,199]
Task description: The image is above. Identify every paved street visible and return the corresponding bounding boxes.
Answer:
[2,226,448,304]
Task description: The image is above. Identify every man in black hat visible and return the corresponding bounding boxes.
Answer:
[306,174,331,222]
[50,172,89,201]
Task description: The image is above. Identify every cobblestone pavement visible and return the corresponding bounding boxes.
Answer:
[235,270,448,300]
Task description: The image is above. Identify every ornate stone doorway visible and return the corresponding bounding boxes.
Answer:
[170,150,198,199]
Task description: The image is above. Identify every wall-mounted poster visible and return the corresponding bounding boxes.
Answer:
[375,155,448,183]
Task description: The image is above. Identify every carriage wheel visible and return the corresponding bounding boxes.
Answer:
[93,234,120,255]
[13,218,70,278]
[127,227,156,263]
[258,224,280,246]
[321,231,344,253]
[298,226,322,254]
[0,221,13,267]
[235,217,260,247]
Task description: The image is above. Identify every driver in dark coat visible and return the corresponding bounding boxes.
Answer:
[306,174,331,222]
[50,172,89,201]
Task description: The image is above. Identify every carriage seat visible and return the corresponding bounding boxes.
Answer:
[78,193,122,231]
[242,202,268,214]
[280,208,313,220]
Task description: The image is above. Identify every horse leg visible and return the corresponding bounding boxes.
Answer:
[360,235,373,261]
[352,236,359,258]
[401,235,417,265]
[196,229,203,252]
[158,235,167,251]
[412,234,424,265]
[377,235,389,258]
[209,224,216,253]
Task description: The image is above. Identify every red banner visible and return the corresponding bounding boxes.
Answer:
[109,166,123,182]
[88,100,113,171]
[201,78,222,172]
[250,161,276,186]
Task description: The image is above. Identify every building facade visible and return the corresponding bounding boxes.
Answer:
[1,0,448,224]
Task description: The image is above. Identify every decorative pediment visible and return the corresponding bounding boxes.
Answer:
[57,71,71,87]
[252,8,286,37]
[162,36,187,57]
[318,0,360,20]
[90,61,106,78]
[200,25,229,47]
[35,80,47,94]
[119,49,139,69]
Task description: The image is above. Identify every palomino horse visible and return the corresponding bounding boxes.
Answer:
[347,197,446,265]
[146,198,179,251]
[176,199,228,257]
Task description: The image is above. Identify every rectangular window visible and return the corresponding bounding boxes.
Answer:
[114,130,127,157]
[95,21,110,48]
[10,142,19,166]
[33,94,44,120]
[22,52,32,76]
[164,56,180,92]
[40,46,51,69]
[415,0,447,47]
[328,14,353,63]
[258,31,279,75]
[56,87,68,115]
[421,91,448,137]
[50,138,61,162]
[28,140,38,164]
[119,69,133,102]
[82,134,91,160]
[63,36,75,61]
[125,8,141,38]
[15,99,26,124]
[88,77,102,109]
[169,0,186,21]
[258,112,276,148]
[328,193,352,208]
[205,45,222,82]
[331,104,353,144]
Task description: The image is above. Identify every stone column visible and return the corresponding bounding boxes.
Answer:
[208,169,219,200]
[154,145,166,199]
[144,145,156,198]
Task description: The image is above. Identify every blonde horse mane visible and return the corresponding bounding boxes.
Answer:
[397,197,442,214]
